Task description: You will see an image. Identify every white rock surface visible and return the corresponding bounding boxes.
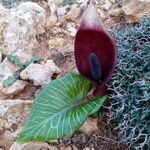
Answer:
[20,60,61,86]
[3,80,28,96]
[103,0,112,10]
[0,99,32,131]
[57,7,67,16]
[0,52,2,63]
[10,142,59,150]
[0,58,19,82]
[122,0,150,22]
[0,2,46,55]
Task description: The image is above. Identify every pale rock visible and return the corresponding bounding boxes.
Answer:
[103,0,112,10]
[77,0,85,3]
[48,0,63,6]
[122,0,150,23]
[0,99,32,131]
[46,3,57,28]
[46,14,57,28]
[13,49,33,64]
[20,60,61,86]
[97,9,105,20]
[0,2,46,55]
[48,37,66,50]
[10,142,59,150]
[0,58,19,82]
[66,23,77,37]
[66,4,80,21]
[79,117,99,135]
[0,52,2,63]
[0,0,3,5]
[3,80,28,96]
[109,8,123,17]
[57,7,67,16]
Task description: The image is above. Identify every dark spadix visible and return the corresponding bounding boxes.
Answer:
[74,4,117,96]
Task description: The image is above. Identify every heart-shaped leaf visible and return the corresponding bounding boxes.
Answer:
[17,72,107,143]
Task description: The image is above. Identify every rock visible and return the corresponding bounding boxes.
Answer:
[83,148,90,150]
[66,4,80,21]
[109,8,123,17]
[57,7,67,16]
[48,37,66,50]
[66,23,77,37]
[0,58,19,82]
[0,52,2,63]
[103,0,112,10]
[48,0,63,6]
[20,60,61,86]
[3,80,28,96]
[0,2,46,55]
[10,142,59,150]
[79,117,99,135]
[122,0,150,23]
[46,3,57,28]
[13,49,33,64]
[0,99,32,132]
[46,15,57,28]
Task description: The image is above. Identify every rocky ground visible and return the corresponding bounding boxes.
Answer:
[0,0,149,150]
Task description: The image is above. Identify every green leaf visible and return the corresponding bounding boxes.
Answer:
[17,72,107,143]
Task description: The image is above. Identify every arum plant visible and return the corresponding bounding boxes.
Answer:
[17,3,117,143]
[75,4,117,96]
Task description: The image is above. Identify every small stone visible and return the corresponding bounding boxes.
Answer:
[46,15,57,28]
[79,117,99,135]
[57,7,67,16]
[103,0,112,10]
[122,0,150,23]
[3,80,28,96]
[20,60,61,86]
[10,142,59,150]
[48,38,66,50]
[0,52,2,63]
[109,8,123,17]
[72,145,78,150]
[0,58,19,82]
[64,146,72,150]
[83,148,90,150]
[66,4,80,21]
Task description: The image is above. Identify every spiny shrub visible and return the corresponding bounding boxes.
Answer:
[105,16,150,150]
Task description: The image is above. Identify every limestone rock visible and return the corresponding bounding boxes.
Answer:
[66,4,80,21]
[46,3,57,28]
[122,0,150,23]
[20,60,61,86]
[103,0,112,10]
[0,58,19,82]
[0,2,46,55]
[0,99,32,132]
[0,52,2,63]
[48,37,66,50]
[3,80,28,96]
[10,142,59,150]
[57,7,67,16]
[46,15,57,28]
[79,117,99,135]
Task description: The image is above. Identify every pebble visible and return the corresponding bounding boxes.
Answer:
[103,0,112,10]
[57,7,67,16]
